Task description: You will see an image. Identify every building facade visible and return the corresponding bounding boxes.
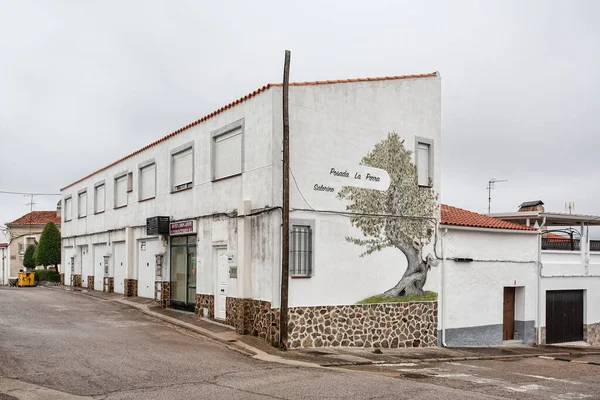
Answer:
[5,207,61,279]
[60,72,442,347]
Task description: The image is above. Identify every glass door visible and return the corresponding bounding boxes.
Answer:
[170,235,197,311]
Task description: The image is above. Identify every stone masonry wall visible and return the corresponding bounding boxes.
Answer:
[288,302,438,349]
[87,275,94,291]
[195,294,214,319]
[225,297,279,345]
[103,277,114,293]
[71,274,81,287]
[585,322,600,346]
[124,279,137,297]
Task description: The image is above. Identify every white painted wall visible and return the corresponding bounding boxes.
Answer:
[113,241,126,294]
[540,249,600,326]
[93,243,106,291]
[60,76,442,310]
[281,76,442,307]
[442,228,538,330]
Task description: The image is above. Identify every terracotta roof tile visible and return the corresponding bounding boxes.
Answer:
[441,204,535,231]
[8,211,61,226]
[61,72,437,191]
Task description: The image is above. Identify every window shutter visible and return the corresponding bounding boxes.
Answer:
[214,128,242,179]
[65,198,72,220]
[78,192,87,217]
[95,185,105,212]
[417,143,430,186]
[173,148,193,188]
[115,176,127,207]
[140,163,156,200]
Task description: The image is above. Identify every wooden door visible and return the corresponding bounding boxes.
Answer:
[546,290,584,344]
[503,287,515,340]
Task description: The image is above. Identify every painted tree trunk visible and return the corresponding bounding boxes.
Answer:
[383,242,429,297]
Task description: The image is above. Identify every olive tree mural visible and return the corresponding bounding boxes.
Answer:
[338,132,438,297]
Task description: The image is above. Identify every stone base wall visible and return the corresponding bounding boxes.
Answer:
[103,277,114,293]
[225,297,279,345]
[155,281,170,308]
[87,275,94,291]
[124,279,137,297]
[71,274,81,287]
[585,322,600,346]
[60,273,65,285]
[288,302,438,349]
[195,294,214,319]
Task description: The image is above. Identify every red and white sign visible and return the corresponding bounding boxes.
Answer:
[169,220,196,236]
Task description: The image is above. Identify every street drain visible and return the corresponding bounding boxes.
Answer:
[305,350,330,356]
[227,339,237,342]
[400,373,430,379]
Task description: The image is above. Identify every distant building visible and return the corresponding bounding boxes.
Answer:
[5,204,61,280]
[0,243,8,286]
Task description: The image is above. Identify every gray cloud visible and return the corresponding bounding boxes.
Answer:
[1,0,599,237]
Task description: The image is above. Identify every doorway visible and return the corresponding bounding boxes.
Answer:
[170,236,197,311]
[503,287,515,340]
[214,246,228,320]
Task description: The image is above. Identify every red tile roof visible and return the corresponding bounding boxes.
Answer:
[545,232,570,240]
[441,204,536,231]
[61,72,438,191]
[7,211,61,226]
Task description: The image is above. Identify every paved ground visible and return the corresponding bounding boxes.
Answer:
[0,287,598,399]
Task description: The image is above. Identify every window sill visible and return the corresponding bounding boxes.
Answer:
[170,186,193,194]
[291,275,312,279]
[78,216,87,219]
[114,205,128,210]
[418,184,433,188]
[212,173,242,183]
[94,211,105,215]
[64,219,72,223]
[139,196,156,203]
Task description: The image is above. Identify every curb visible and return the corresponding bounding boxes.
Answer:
[538,355,600,366]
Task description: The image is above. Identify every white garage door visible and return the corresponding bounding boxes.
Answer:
[93,244,106,291]
[113,242,126,294]
[138,239,159,299]
[81,245,91,288]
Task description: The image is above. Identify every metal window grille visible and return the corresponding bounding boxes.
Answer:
[291,225,312,276]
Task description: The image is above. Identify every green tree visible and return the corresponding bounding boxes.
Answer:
[23,244,37,271]
[338,132,438,297]
[35,222,61,272]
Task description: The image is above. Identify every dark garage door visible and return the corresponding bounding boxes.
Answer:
[546,290,584,344]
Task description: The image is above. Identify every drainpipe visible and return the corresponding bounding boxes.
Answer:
[440,227,448,347]
[537,216,546,345]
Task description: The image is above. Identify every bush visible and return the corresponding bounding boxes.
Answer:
[36,222,61,271]
[33,269,61,282]
[23,244,37,270]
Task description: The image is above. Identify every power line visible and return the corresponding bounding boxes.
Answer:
[0,190,60,196]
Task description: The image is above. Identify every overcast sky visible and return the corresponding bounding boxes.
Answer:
[1,0,599,242]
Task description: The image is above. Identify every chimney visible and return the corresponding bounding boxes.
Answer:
[56,199,62,218]
[518,200,544,213]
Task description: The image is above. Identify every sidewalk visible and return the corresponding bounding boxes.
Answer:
[52,286,600,368]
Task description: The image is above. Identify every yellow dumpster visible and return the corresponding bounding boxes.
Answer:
[18,272,36,287]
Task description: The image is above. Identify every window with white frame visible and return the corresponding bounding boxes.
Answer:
[94,183,105,213]
[212,121,243,180]
[114,174,128,208]
[139,162,156,201]
[171,145,193,191]
[78,190,87,218]
[64,197,72,221]
[290,224,313,277]
[416,140,433,187]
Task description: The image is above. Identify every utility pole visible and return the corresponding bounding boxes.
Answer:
[279,50,291,350]
[486,178,507,214]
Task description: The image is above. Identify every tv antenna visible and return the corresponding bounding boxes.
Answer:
[486,178,507,214]
[24,194,36,233]
[565,201,575,214]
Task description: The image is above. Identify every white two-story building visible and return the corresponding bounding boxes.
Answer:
[60,72,441,347]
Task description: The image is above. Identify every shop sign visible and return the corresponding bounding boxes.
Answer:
[170,220,196,236]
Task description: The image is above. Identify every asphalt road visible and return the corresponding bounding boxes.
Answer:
[0,288,598,400]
